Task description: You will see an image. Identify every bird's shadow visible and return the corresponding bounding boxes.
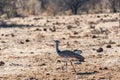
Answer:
[76,71,98,75]
[0,20,33,28]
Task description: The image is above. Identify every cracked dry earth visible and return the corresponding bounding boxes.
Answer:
[0,13,120,80]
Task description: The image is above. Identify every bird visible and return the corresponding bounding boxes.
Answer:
[54,40,85,73]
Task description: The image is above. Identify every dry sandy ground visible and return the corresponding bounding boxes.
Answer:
[0,13,120,80]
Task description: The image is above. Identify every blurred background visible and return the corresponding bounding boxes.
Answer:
[0,0,120,18]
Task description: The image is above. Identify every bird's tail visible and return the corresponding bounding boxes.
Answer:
[78,55,85,62]
[74,56,85,64]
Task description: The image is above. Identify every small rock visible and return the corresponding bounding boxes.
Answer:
[56,67,61,70]
[33,18,40,20]
[97,48,103,53]
[0,61,5,66]
[73,31,78,35]
[106,45,112,48]
[28,77,37,80]
[97,15,100,18]
[117,45,120,47]
[11,33,15,37]
[99,67,103,70]
[92,48,96,51]
[99,67,108,70]
[109,40,116,44]
[1,34,4,36]
[97,54,103,58]
[104,67,108,70]
[49,26,56,32]
[92,35,97,38]
[20,51,23,54]
[67,25,72,29]
[57,60,61,63]
[53,78,57,80]
[93,70,98,73]
[19,41,24,44]
[5,34,9,37]
[47,52,51,54]
[30,52,34,54]
[62,37,66,40]
[99,77,106,80]
[34,28,41,31]
[90,25,95,29]
[26,39,30,42]
[40,63,46,66]
[43,28,47,31]
[46,73,50,75]
[1,41,6,43]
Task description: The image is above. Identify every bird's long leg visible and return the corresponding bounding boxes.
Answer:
[69,60,77,73]
[65,60,68,71]
[64,58,68,72]
[61,59,67,71]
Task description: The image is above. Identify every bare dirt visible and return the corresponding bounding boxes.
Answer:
[0,13,120,80]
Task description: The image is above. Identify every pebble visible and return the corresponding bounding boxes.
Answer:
[97,48,103,53]
[0,61,5,66]
[106,45,112,48]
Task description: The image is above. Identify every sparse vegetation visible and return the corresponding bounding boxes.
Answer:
[64,0,84,14]
[0,0,120,17]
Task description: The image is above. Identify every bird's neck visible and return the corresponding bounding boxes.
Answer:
[55,42,61,53]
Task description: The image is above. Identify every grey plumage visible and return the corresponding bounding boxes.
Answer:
[58,50,84,61]
[54,40,85,73]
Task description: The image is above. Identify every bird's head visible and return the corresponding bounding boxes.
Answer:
[54,40,60,43]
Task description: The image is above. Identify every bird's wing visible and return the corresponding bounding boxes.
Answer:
[74,50,82,55]
[59,50,75,57]
[60,50,84,61]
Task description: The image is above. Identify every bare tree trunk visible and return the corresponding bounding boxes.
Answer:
[65,0,84,15]
[109,0,117,13]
